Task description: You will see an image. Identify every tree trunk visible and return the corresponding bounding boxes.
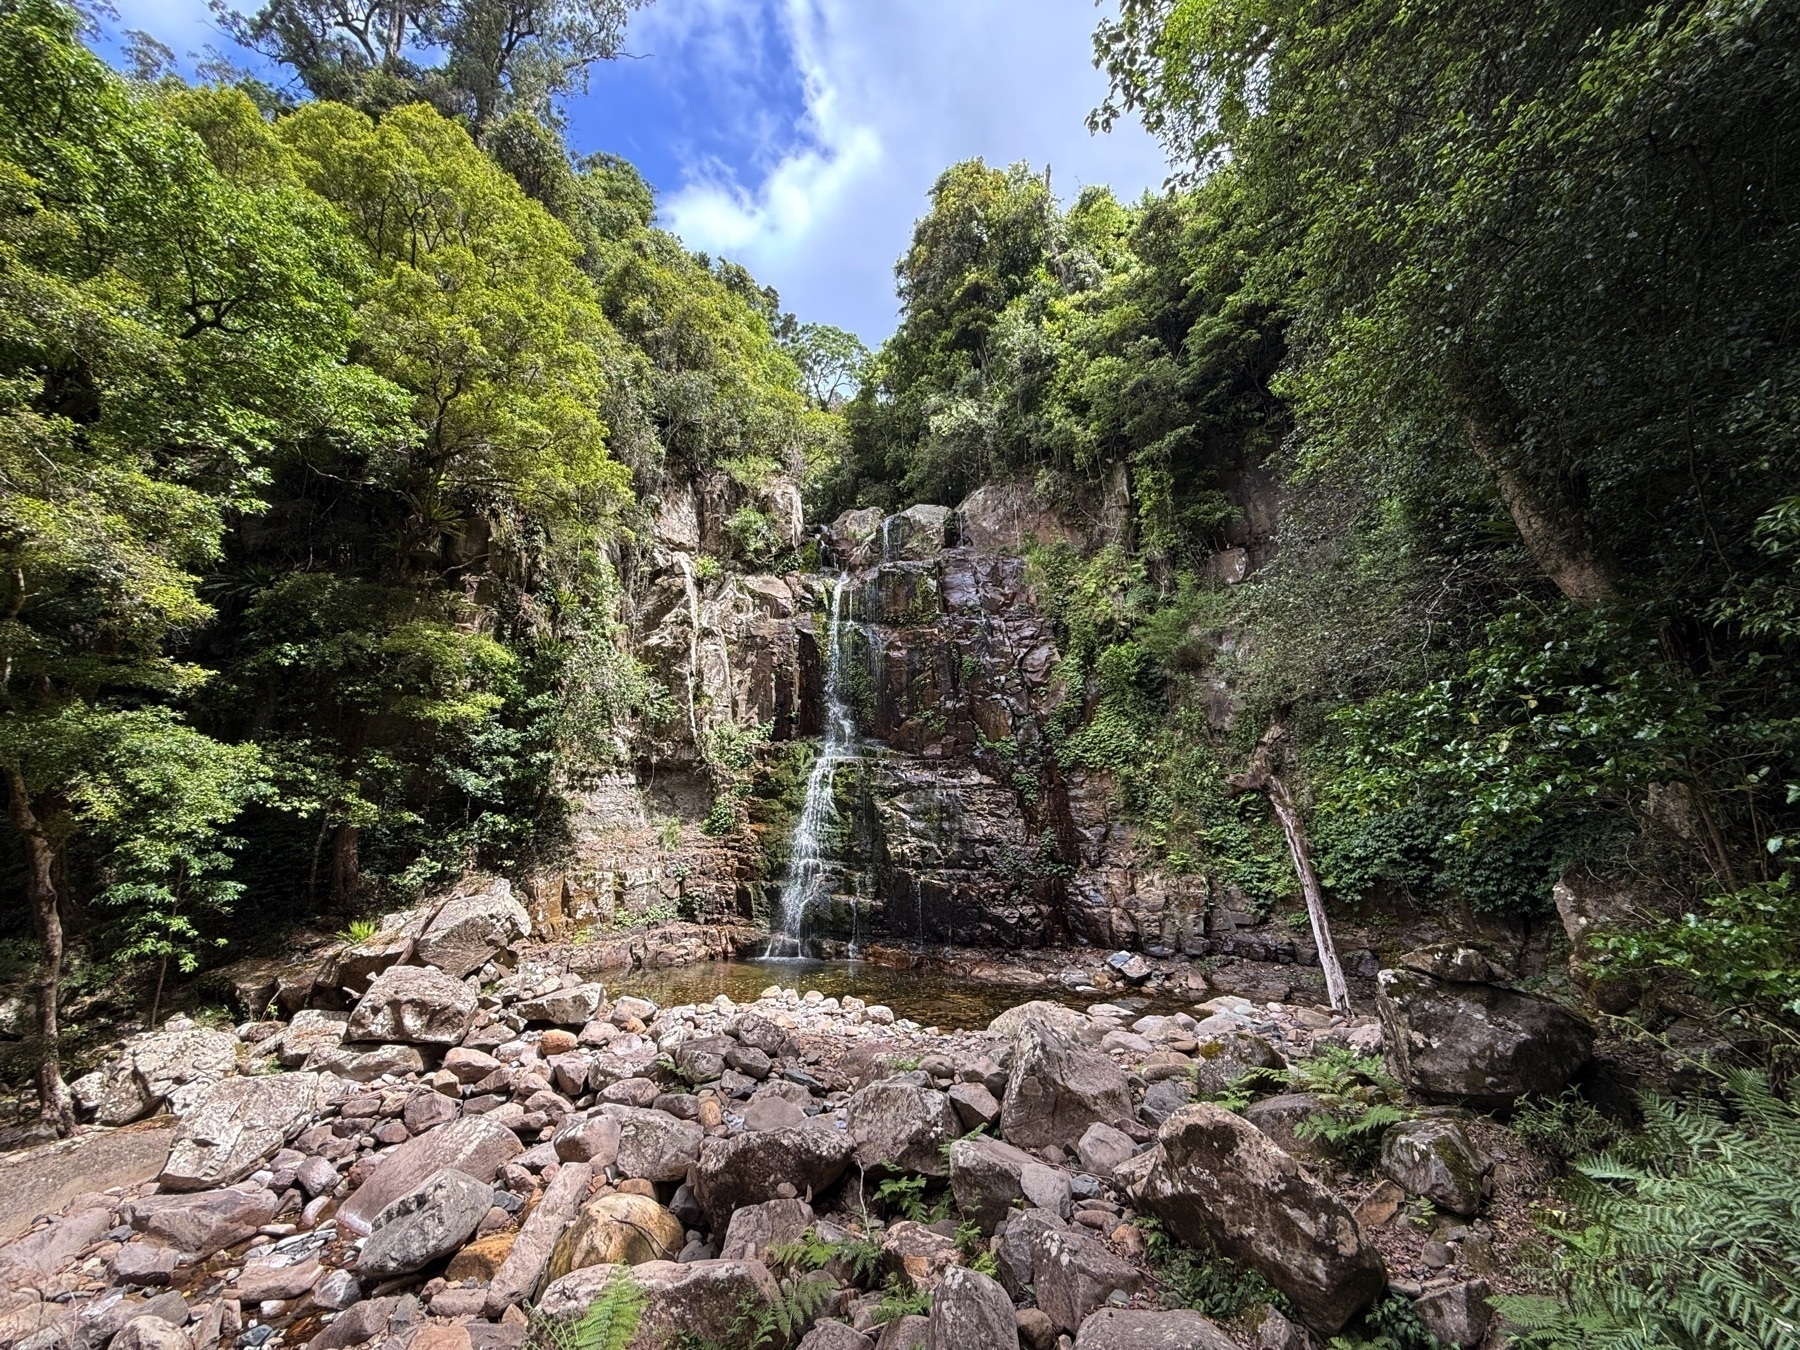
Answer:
[3,767,75,1135]
[1226,726,1352,1014]
[1460,413,1617,605]
[328,821,361,909]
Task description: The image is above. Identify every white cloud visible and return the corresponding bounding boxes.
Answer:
[658,0,1170,343]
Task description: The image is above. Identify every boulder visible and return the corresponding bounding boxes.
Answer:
[1030,1228,1142,1335]
[691,1123,855,1232]
[881,1220,959,1290]
[607,1106,704,1182]
[720,1199,814,1263]
[79,1024,240,1126]
[1132,1105,1385,1333]
[347,965,478,1046]
[1189,1032,1286,1097]
[537,1260,781,1342]
[1414,1279,1492,1348]
[485,1161,592,1315]
[415,880,532,978]
[876,1315,931,1350]
[237,1256,320,1301]
[949,1136,1043,1233]
[1379,1120,1486,1217]
[743,1096,808,1132]
[1375,966,1593,1109]
[515,984,607,1026]
[1000,1020,1133,1152]
[1074,1123,1137,1179]
[926,1265,1018,1350]
[277,1010,350,1068]
[987,1002,1090,1044]
[957,482,1081,556]
[1138,1079,1193,1127]
[878,504,953,561]
[0,1208,114,1287]
[553,1112,623,1166]
[337,1114,523,1236]
[1073,1309,1239,1350]
[848,1080,960,1177]
[305,1043,426,1081]
[995,1209,1066,1300]
[801,1323,874,1350]
[948,1082,1002,1131]
[127,1185,279,1260]
[548,1193,684,1278]
[1242,1094,1336,1165]
[111,1316,191,1350]
[357,1168,494,1277]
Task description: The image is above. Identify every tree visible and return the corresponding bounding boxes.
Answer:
[787,323,869,411]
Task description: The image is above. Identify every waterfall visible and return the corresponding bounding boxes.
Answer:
[767,573,857,958]
[675,553,703,746]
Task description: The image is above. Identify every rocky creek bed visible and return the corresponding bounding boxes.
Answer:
[0,886,1600,1350]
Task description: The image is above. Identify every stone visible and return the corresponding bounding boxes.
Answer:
[313,1269,362,1310]
[1414,1280,1492,1348]
[602,1077,661,1108]
[926,1265,1018,1350]
[1189,1032,1286,1097]
[609,1106,704,1182]
[158,1072,324,1188]
[1019,1163,1072,1220]
[415,880,532,978]
[515,984,607,1026]
[553,1112,623,1166]
[1001,1020,1133,1152]
[1074,1123,1137,1179]
[303,1295,399,1350]
[736,1012,788,1055]
[1375,966,1593,1109]
[485,1161,592,1316]
[357,1167,494,1277]
[129,1025,241,1116]
[347,965,478,1046]
[1030,1228,1143,1335]
[537,1259,781,1341]
[956,482,1081,556]
[1399,943,1512,985]
[112,1241,179,1286]
[876,1315,931,1350]
[848,1079,960,1177]
[1138,1079,1193,1128]
[448,1232,517,1281]
[948,1082,1001,1131]
[445,1047,502,1082]
[691,1123,855,1232]
[987,1002,1090,1044]
[127,1186,279,1259]
[1379,1120,1487,1216]
[1254,1306,1319,1350]
[726,1045,772,1079]
[675,1036,734,1082]
[743,1096,808,1132]
[337,1114,523,1236]
[237,1256,320,1301]
[720,1198,814,1263]
[949,1136,1043,1233]
[277,1011,350,1068]
[799,1323,874,1350]
[1073,1309,1239,1350]
[305,1044,426,1081]
[111,1315,191,1350]
[1015,1309,1055,1350]
[548,1193,685,1278]
[995,1210,1067,1300]
[1242,1095,1337,1164]
[881,1220,959,1290]
[1130,1106,1385,1333]
[404,1091,460,1135]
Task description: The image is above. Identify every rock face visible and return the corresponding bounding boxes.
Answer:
[1131,1105,1385,1333]
[73,1022,241,1126]
[158,1072,323,1191]
[357,1169,493,1277]
[414,880,532,978]
[1376,964,1593,1107]
[1000,1020,1133,1151]
[690,1124,854,1232]
[847,1079,960,1177]
[347,965,479,1046]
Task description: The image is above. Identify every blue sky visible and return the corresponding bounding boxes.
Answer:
[92,0,1171,345]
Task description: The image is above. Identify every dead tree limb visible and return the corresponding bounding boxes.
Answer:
[1226,724,1352,1014]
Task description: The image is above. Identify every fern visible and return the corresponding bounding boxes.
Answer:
[1135,1216,1282,1320]
[1510,1089,1624,1170]
[1495,1070,1800,1350]
[955,1220,1000,1277]
[770,1225,885,1285]
[526,1272,644,1350]
[1328,1292,1442,1350]
[1287,1046,1411,1167]
[877,1174,942,1222]
[872,1273,932,1324]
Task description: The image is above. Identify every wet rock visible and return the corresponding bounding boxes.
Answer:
[1073,1309,1239,1350]
[347,965,478,1046]
[949,1136,1043,1233]
[848,1080,960,1177]
[537,1259,781,1341]
[415,879,532,979]
[515,984,607,1026]
[1414,1279,1492,1348]
[1030,1228,1143,1335]
[608,1106,704,1182]
[691,1124,854,1232]
[485,1160,592,1316]
[127,1186,279,1260]
[337,1114,523,1236]
[1189,1032,1286,1097]
[926,1265,1018,1349]
[357,1168,494,1277]
[720,1198,814,1263]
[548,1193,685,1277]
[1375,965,1593,1109]
[1379,1119,1486,1216]
[1074,1123,1136,1179]
[1000,1020,1133,1152]
[1131,1105,1385,1333]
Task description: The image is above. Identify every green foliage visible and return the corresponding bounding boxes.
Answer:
[337,918,381,944]
[1136,1216,1282,1321]
[1327,1293,1442,1350]
[872,1274,932,1325]
[875,1174,936,1223]
[1495,1072,1800,1349]
[954,1221,999,1277]
[1288,1047,1410,1167]
[769,1225,885,1286]
[1509,1091,1625,1173]
[524,1272,644,1350]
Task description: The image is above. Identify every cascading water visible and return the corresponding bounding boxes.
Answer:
[766,573,858,958]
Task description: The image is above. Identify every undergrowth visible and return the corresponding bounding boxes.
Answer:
[1136,1216,1282,1321]
[525,1273,644,1350]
